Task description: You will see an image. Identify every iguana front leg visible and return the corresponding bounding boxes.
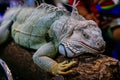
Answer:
[32,42,77,76]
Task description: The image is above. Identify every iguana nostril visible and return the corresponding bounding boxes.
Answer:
[96,39,105,47]
[96,42,105,51]
[96,41,105,48]
[96,42,101,46]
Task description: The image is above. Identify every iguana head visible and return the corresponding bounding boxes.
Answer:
[56,17,105,57]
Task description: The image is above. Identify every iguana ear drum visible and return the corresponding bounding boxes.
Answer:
[0,59,13,80]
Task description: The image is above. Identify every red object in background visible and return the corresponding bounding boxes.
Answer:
[68,0,114,14]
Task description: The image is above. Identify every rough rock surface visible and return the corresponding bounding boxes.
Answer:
[0,40,120,80]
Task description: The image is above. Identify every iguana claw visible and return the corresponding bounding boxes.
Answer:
[51,61,77,76]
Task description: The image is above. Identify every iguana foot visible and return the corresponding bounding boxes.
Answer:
[51,61,77,76]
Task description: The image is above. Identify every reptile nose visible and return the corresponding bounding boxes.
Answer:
[96,42,102,46]
[96,40,105,52]
[96,40,105,48]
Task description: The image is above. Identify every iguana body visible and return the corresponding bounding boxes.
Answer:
[0,3,105,75]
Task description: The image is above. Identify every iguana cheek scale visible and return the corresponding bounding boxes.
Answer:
[0,3,105,76]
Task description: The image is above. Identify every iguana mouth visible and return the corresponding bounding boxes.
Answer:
[62,40,105,55]
[77,41,105,53]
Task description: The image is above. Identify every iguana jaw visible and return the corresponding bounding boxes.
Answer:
[76,41,105,53]
[59,40,105,57]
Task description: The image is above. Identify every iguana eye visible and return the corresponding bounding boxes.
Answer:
[82,31,89,39]
[75,28,89,39]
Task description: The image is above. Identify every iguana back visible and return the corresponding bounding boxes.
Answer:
[11,3,64,49]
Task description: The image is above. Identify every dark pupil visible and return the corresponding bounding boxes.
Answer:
[82,31,89,39]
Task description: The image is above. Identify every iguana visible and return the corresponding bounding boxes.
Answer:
[0,3,105,76]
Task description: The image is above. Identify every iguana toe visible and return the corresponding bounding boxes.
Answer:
[60,61,77,70]
[51,61,77,75]
[58,70,73,75]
